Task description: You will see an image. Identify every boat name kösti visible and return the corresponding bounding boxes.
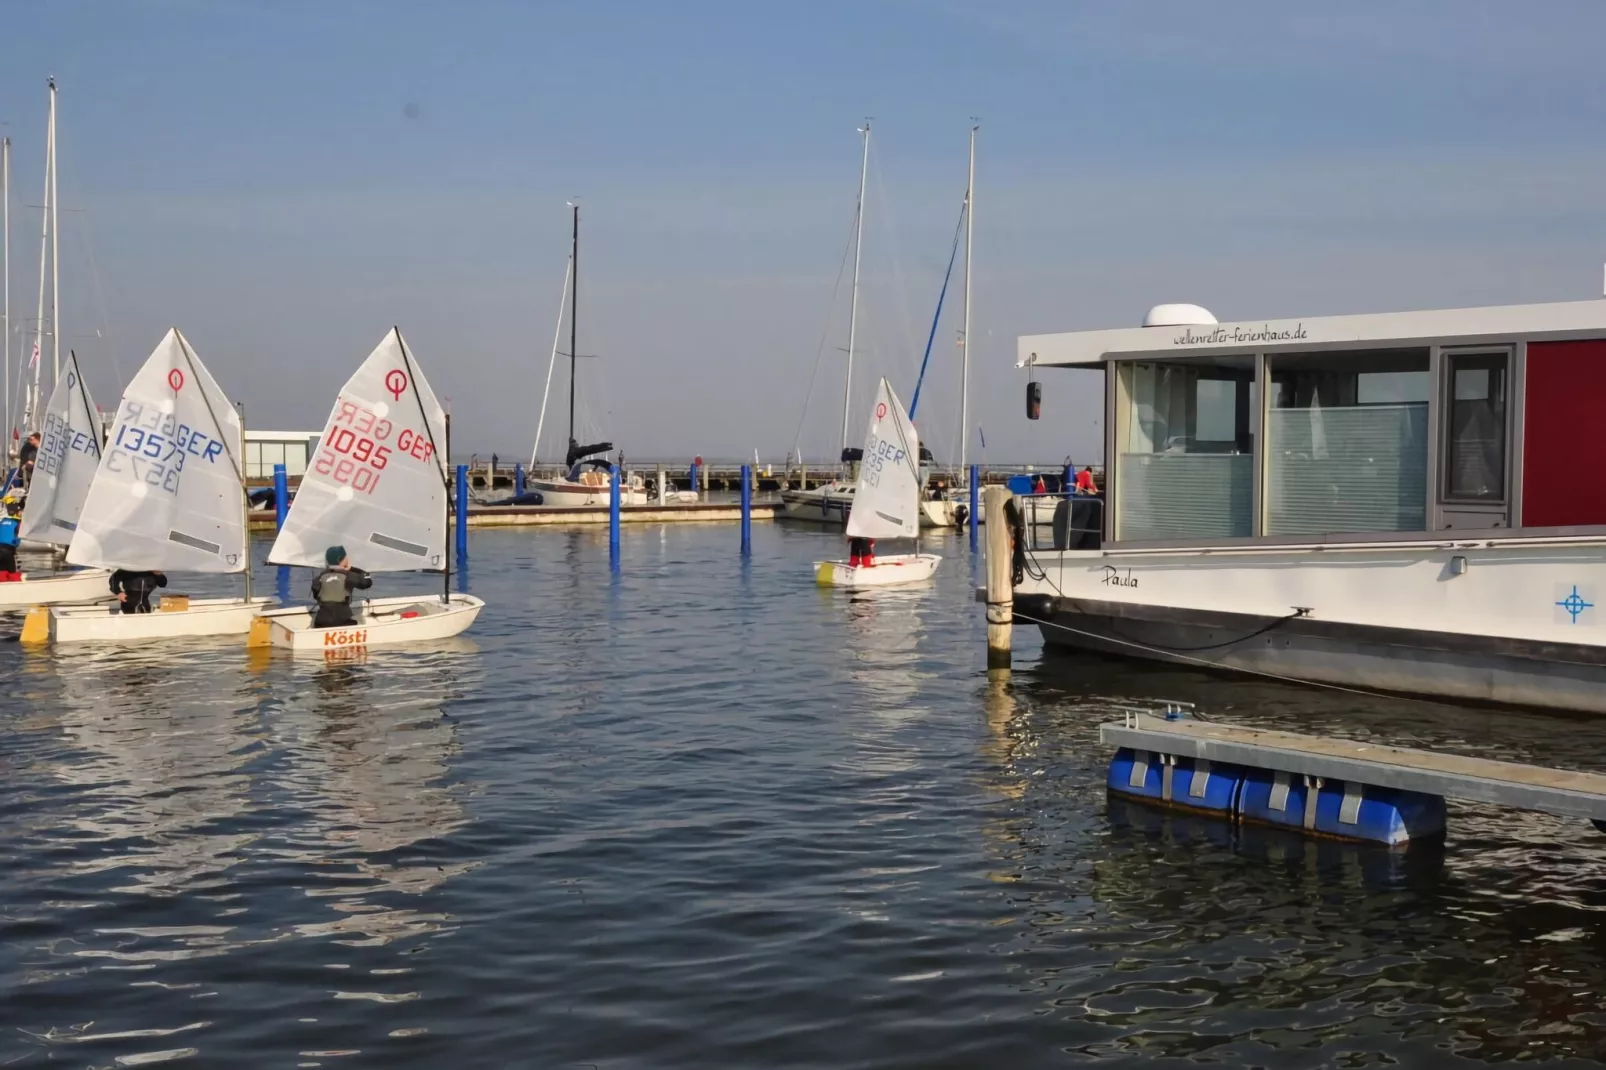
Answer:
[323,627,367,647]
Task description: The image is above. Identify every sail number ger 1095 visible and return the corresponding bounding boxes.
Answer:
[314,394,436,497]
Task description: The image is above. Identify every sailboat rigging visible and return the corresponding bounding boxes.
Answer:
[526,205,647,508]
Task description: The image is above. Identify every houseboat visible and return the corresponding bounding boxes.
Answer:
[1015,298,1606,714]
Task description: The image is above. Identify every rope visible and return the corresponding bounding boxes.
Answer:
[1011,607,1402,702]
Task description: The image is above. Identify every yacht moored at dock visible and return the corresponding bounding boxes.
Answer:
[1015,298,1606,714]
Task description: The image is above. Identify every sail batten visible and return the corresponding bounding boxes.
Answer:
[66,329,246,573]
[19,350,101,546]
[845,378,921,541]
[268,329,449,572]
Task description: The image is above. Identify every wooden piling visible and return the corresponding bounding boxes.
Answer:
[983,485,1013,674]
[656,465,667,504]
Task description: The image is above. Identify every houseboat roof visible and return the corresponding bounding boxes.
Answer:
[1018,298,1606,369]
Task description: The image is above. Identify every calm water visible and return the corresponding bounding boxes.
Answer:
[5,524,1606,1068]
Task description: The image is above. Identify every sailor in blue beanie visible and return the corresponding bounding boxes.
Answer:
[311,544,372,628]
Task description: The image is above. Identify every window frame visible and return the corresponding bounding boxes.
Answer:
[1438,345,1513,506]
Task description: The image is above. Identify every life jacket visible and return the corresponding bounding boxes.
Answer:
[0,516,19,548]
[314,568,352,604]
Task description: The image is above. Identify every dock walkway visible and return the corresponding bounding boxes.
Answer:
[1102,713,1606,822]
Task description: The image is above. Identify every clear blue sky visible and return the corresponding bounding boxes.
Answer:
[2,0,1603,463]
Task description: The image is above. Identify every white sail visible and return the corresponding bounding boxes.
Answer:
[19,350,102,545]
[268,328,449,572]
[66,329,246,573]
[846,377,920,541]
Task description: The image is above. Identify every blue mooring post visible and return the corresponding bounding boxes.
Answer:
[455,464,469,559]
[272,464,289,530]
[969,464,980,553]
[689,460,700,494]
[514,462,526,498]
[609,463,621,571]
[740,464,752,557]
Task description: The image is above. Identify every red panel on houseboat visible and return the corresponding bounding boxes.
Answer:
[1523,340,1606,527]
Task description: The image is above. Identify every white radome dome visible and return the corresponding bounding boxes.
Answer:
[1143,303,1217,327]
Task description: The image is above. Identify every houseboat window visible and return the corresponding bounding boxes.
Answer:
[1116,357,1254,540]
[1266,348,1429,536]
[1444,353,1507,501]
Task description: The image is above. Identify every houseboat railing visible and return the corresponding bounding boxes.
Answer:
[1014,491,1104,552]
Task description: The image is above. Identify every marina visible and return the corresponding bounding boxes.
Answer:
[5,4,1606,1067]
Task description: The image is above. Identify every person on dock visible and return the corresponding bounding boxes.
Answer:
[18,431,39,486]
[0,497,21,581]
[1074,466,1098,495]
[110,568,167,613]
[849,536,875,568]
[312,545,372,628]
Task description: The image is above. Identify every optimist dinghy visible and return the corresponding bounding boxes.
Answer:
[0,352,114,609]
[22,330,273,645]
[813,377,941,590]
[248,328,483,654]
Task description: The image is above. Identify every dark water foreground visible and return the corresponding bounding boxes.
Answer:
[4,525,1606,1068]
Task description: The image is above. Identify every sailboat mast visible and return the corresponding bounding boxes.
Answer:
[49,79,60,388]
[3,137,9,445]
[959,123,976,476]
[567,203,579,451]
[26,80,53,434]
[840,121,870,453]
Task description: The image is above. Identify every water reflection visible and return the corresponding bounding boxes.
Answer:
[46,646,261,899]
[270,650,478,946]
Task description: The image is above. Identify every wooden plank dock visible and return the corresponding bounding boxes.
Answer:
[1101,713,1606,822]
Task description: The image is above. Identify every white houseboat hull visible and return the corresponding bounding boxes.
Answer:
[815,553,941,589]
[26,596,277,645]
[0,568,113,610]
[248,594,484,653]
[1017,539,1606,713]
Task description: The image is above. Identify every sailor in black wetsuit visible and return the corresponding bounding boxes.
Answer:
[110,568,167,613]
[311,545,372,628]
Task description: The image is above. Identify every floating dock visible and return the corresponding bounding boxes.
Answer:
[247,501,780,532]
[1102,712,1606,843]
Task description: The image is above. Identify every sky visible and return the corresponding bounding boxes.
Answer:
[1,0,1605,464]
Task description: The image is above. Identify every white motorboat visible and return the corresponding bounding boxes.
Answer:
[255,327,481,651]
[815,378,941,590]
[27,329,271,645]
[249,593,485,653]
[1013,295,1606,714]
[782,480,854,522]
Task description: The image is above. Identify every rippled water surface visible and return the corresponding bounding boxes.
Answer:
[6,524,1606,1068]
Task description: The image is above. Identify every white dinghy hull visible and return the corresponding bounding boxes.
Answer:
[248,593,485,653]
[0,568,114,609]
[25,596,277,645]
[814,553,941,589]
